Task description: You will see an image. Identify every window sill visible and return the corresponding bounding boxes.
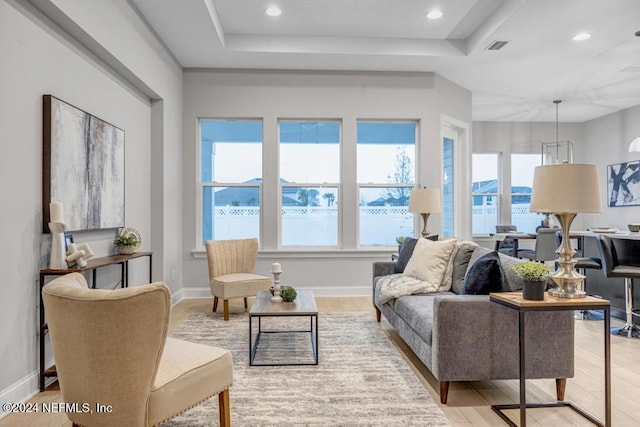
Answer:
[191,248,396,260]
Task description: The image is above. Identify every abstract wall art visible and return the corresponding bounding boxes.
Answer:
[607,160,640,207]
[43,95,125,232]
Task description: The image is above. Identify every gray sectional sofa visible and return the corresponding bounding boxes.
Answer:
[373,242,575,404]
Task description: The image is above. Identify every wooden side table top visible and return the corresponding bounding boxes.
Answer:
[490,291,610,309]
[40,251,153,274]
[250,290,318,315]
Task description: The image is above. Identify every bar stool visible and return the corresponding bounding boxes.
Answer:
[573,257,603,320]
[595,234,640,338]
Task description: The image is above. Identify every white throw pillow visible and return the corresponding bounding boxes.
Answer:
[403,238,458,286]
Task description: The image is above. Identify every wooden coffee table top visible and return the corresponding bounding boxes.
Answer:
[250,290,317,315]
[490,291,610,309]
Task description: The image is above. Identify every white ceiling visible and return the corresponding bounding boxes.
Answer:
[131,0,640,122]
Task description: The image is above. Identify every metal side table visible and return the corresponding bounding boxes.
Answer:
[489,292,611,427]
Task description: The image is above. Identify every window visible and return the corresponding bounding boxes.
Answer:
[200,120,262,244]
[357,121,416,246]
[472,153,499,234]
[511,154,543,232]
[442,137,454,237]
[279,121,340,246]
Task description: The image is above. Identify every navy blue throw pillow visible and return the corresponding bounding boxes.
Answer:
[463,251,504,295]
[394,238,418,273]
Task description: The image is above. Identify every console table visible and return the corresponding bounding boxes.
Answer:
[489,292,611,426]
[38,251,152,391]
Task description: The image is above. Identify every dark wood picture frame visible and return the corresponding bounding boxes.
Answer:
[43,95,125,232]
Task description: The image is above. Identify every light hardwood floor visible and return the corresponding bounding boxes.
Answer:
[3,297,639,426]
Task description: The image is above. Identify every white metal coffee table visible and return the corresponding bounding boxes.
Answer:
[249,290,318,366]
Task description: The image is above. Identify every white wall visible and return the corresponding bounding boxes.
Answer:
[581,105,640,229]
[0,0,182,410]
[182,69,471,297]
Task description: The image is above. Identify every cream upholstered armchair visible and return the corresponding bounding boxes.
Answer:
[206,238,271,321]
[42,273,233,427]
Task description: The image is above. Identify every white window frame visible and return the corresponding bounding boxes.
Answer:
[277,119,342,248]
[197,118,264,247]
[356,120,418,247]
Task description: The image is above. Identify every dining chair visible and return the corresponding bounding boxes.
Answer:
[495,225,534,258]
[42,272,233,426]
[206,238,272,321]
[519,227,559,262]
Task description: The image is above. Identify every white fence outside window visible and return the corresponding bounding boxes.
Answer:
[210,206,412,246]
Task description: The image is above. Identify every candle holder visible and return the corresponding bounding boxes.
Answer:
[271,271,283,302]
[49,222,68,269]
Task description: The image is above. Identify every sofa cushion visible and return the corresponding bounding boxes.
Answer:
[403,238,458,288]
[448,241,480,295]
[463,251,504,295]
[393,293,454,345]
[497,252,526,291]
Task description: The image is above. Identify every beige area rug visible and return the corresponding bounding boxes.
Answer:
[165,312,450,426]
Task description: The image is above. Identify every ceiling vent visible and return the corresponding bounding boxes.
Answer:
[486,40,509,51]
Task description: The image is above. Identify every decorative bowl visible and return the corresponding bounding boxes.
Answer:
[628,223,640,232]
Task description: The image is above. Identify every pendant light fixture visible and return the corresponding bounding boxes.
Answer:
[542,100,573,165]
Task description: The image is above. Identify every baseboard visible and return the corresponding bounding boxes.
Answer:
[181,286,371,300]
[170,287,185,306]
[0,372,40,420]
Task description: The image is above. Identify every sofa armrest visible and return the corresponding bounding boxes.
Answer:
[431,295,574,382]
[372,261,397,311]
[373,261,396,279]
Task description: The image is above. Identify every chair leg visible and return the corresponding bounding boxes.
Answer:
[212,296,219,313]
[439,381,449,404]
[244,297,248,310]
[223,300,230,321]
[555,378,566,401]
[375,308,381,323]
[218,388,230,427]
[612,278,640,338]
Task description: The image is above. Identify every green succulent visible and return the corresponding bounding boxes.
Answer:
[282,287,297,302]
[113,234,139,248]
[396,236,406,244]
[512,261,550,281]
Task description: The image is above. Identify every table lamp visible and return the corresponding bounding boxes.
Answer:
[408,188,442,238]
[529,163,602,298]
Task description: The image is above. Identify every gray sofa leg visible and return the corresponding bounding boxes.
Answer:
[375,308,381,322]
[556,378,566,401]
[439,381,449,404]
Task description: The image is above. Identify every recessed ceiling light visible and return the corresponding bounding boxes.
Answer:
[572,32,591,41]
[426,10,443,20]
[265,6,282,17]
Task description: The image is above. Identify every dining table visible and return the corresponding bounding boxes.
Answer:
[492,231,583,255]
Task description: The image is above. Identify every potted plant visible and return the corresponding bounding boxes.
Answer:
[113,228,141,255]
[512,261,550,301]
[281,287,297,303]
[396,236,406,253]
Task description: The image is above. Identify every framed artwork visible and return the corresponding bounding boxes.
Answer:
[64,234,74,251]
[43,95,125,232]
[607,161,640,207]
